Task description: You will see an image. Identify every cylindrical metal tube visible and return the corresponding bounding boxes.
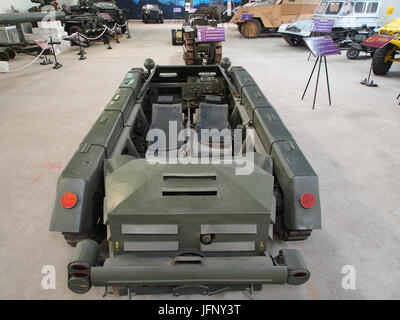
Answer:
[68,239,99,274]
[0,12,65,25]
[91,264,288,287]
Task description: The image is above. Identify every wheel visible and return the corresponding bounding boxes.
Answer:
[171,29,178,45]
[242,20,261,38]
[4,48,16,59]
[0,50,10,62]
[282,34,303,46]
[281,34,295,46]
[68,25,83,36]
[372,43,396,75]
[120,18,127,34]
[238,23,244,35]
[346,48,360,60]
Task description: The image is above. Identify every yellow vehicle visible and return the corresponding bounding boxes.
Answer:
[230,0,318,38]
[372,6,400,75]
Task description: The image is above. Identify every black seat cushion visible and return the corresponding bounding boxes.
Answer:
[148,103,184,151]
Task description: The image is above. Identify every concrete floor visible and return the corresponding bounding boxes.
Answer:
[0,21,400,300]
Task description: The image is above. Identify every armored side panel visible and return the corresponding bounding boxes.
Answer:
[231,67,321,231]
[50,69,144,234]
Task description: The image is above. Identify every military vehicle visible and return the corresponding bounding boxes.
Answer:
[50,58,321,297]
[230,0,317,38]
[279,0,399,46]
[371,6,400,74]
[171,14,223,65]
[70,0,129,34]
[142,4,163,24]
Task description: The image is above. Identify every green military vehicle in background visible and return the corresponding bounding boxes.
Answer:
[171,13,223,65]
[50,58,321,297]
[68,0,129,34]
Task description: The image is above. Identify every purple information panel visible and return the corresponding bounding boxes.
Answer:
[173,8,182,13]
[311,19,335,33]
[197,27,225,42]
[304,36,340,57]
[240,13,254,21]
[361,34,394,48]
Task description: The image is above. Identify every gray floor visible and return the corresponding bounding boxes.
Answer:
[1,21,399,300]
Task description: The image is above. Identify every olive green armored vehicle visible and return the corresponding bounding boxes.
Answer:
[171,13,223,65]
[50,58,321,297]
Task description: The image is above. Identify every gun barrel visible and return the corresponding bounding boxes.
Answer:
[0,12,65,25]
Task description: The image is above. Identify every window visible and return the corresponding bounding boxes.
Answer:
[341,2,354,15]
[316,2,328,14]
[366,2,378,13]
[325,2,344,15]
[354,2,365,13]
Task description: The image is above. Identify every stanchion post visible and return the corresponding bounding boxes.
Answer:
[77,33,86,61]
[49,36,62,69]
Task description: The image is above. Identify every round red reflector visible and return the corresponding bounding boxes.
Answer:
[72,265,87,271]
[300,193,315,209]
[72,273,88,278]
[60,192,78,209]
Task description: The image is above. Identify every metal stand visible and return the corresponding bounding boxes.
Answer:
[361,59,377,87]
[49,36,62,69]
[126,21,131,39]
[302,55,332,110]
[40,51,52,65]
[77,33,86,61]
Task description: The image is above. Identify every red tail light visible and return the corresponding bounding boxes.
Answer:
[71,265,87,271]
[71,273,88,278]
[60,192,78,209]
[300,193,316,209]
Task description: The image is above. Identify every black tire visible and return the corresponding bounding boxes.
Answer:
[0,50,10,62]
[372,44,395,75]
[68,25,83,36]
[237,23,244,36]
[120,18,127,34]
[242,19,261,38]
[171,29,177,45]
[346,48,360,60]
[4,48,16,59]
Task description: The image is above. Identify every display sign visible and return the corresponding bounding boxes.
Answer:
[197,27,225,42]
[173,7,182,13]
[227,0,232,17]
[304,36,340,57]
[185,3,191,12]
[240,13,254,21]
[189,8,197,13]
[361,34,394,48]
[310,19,335,33]
[98,12,112,20]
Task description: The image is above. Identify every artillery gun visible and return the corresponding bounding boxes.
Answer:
[0,11,65,61]
[172,13,224,65]
[50,58,321,297]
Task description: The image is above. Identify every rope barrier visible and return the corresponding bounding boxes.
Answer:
[8,38,51,73]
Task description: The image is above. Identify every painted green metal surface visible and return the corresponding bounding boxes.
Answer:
[51,62,319,296]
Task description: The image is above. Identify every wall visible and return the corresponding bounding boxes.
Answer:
[0,0,78,14]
